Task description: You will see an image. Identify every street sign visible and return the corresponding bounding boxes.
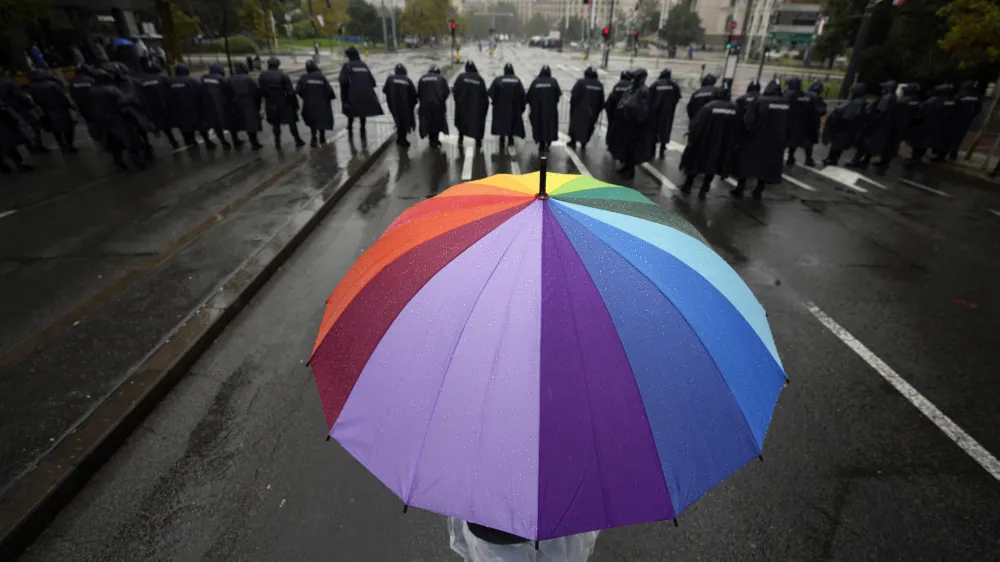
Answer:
[728,20,738,31]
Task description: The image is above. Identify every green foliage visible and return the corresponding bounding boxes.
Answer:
[662,4,703,46]
[399,0,459,38]
[238,0,270,43]
[0,0,47,33]
[188,34,260,54]
[172,2,203,42]
[524,13,549,37]
[300,0,351,35]
[346,0,382,41]
[938,0,1000,68]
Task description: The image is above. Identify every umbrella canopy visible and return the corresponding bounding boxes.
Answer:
[310,172,787,541]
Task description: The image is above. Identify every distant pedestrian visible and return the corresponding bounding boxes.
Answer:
[230,61,264,149]
[26,69,77,154]
[383,63,418,147]
[297,59,336,147]
[687,74,717,122]
[649,68,680,158]
[604,70,631,152]
[946,80,981,161]
[137,63,180,149]
[782,76,811,167]
[201,63,235,148]
[338,46,383,135]
[905,83,952,167]
[848,80,898,171]
[732,80,789,199]
[453,60,488,149]
[259,57,306,147]
[169,63,211,147]
[608,68,653,179]
[821,83,867,167]
[687,45,694,60]
[417,65,449,148]
[567,66,604,150]
[487,63,526,149]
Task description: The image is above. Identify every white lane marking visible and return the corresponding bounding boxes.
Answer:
[806,303,1000,482]
[461,145,474,181]
[782,173,819,192]
[989,209,1000,218]
[899,178,953,198]
[667,140,687,153]
[0,209,17,219]
[565,146,590,175]
[641,163,679,191]
[725,177,739,187]
[800,165,868,193]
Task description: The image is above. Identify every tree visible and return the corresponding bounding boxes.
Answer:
[300,0,350,37]
[172,2,203,42]
[399,0,458,39]
[938,0,1000,158]
[524,13,549,37]
[662,4,703,46]
[566,16,585,41]
[347,0,382,42]
[238,0,270,44]
[938,0,1000,68]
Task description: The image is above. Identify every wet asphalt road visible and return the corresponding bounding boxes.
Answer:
[18,46,1000,560]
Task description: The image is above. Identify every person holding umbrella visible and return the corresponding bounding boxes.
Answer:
[309,171,788,561]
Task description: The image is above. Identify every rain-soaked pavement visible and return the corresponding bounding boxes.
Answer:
[12,45,1000,560]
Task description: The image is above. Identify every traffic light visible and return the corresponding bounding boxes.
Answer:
[725,32,733,50]
[602,27,610,41]
[632,30,638,39]
[450,20,456,46]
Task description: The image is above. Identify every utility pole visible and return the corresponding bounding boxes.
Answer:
[839,0,881,98]
[308,0,320,62]
[222,0,233,75]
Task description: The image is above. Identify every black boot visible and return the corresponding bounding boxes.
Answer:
[457,134,464,147]
[699,179,712,199]
[680,175,694,194]
[499,136,506,149]
[659,144,666,159]
[310,129,318,147]
[475,139,482,151]
[319,131,327,144]
[567,140,576,149]
[507,135,514,146]
[752,181,765,200]
[730,179,746,199]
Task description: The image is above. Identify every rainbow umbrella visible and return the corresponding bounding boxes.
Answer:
[310,170,787,541]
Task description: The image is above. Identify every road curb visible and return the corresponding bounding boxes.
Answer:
[0,131,396,562]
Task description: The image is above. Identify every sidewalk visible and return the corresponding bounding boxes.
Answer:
[0,122,398,558]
